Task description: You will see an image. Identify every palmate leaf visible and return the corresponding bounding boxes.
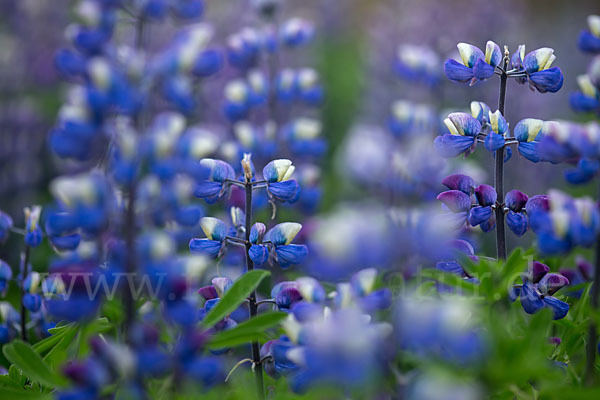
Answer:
[208,311,287,349]
[201,270,271,329]
[2,340,66,388]
[0,386,53,400]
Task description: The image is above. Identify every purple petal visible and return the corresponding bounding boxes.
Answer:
[484,132,505,152]
[473,58,495,80]
[538,273,570,296]
[529,67,564,93]
[434,135,475,158]
[506,211,528,237]
[474,184,497,206]
[526,195,550,214]
[441,174,474,194]
[444,59,474,82]
[530,261,550,284]
[505,190,529,211]
[437,190,472,213]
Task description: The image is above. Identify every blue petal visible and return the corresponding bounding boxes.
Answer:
[504,146,513,163]
[529,68,564,93]
[506,211,528,236]
[537,232,572,255]
[360,289,392,312]
[564,166,596,184]
[433,135,475,158]
[189,239,222,258]
[509,285,521,302]
[268,180,300,203]
[517,142,541,163]
[578,30,600,53]
[468,206,493,227]
[435,261,465,276]
[543,296,569,320]
[50,234,81,251]
[23,293,42,312]
[443,59,474,82]
[275,244,308,268]
[437,190,472,213]
[484,132,505,152]
[473,58,495,80]
[192,49,222,77]
[174,205,203,227]
[569,92,599,112]
[249,244,269,266]
[194,181,223,198]
[520,281,545,314]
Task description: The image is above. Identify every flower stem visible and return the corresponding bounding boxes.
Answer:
[244,180,265,400]
[20,245,30,342]
[585,182,600,384]
[495,54,509,260]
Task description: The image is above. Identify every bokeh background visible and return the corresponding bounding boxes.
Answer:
[1,0,599,263]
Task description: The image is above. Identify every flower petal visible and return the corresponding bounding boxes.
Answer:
[543,296,569,320]
[468,206,493,227]
[473,58,495,80]
[275,244,308,268]
[249,244,269,266]
[437,190,472,213]
[520,281,544,314]
[506,211,528,236]
[475,184,497,206]
[529,67,564,93]
[505,190,529,211]
[199,217,228,241]
[434,135,475,158]
[189,238,222,258]
[484,132,505,152]
[514,119,544,143]
[538,273,570,296]
[443,59,474,82]
[441,174,474,194]
[457,43,484,68]
[264,222,303,246]
[470,101,492,124]
[268,180,300,203]
[445,113,482,137]
[263,159,293,183]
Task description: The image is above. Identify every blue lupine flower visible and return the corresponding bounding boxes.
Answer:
[472,41,502,81]
[511,261,570,320]
[263,223,307,268]
[24,206,43,247]
[468,184,496,232]
[434,112,481,158]
[484,110,507,152]
[295,68,324,106]
[528,190,600,254]
[194,159,235,203]
[436,173,474,228]
[0,211,13,243]
[22,272,42,313]
[191,48,222,77]
[435,239,480,292]
[570,58,600,113]
[445,41,501,85]
[396,297,487,364]
[189,217,229,258]
[248,222,270,266]
[295,276,325,303]
[348,268,392,312]
[283,118,327,157]
[513,46,564,93]
[227,28,261,69]
[272,282,303,312]
[578,15,600,53]
[262,159,301,203]
[0,260,12,296]
[394,44,440,86]
[505,190,529,236]
[388,100,437,139]
[261,336,299,379]
[223,79,251,121]
[45,270,103,322]
[280,17,314,48]
[276,69,296,103]
[514,118,548,162]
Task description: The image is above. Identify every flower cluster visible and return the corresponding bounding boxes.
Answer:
[437,174,530,237]
[444,41,563,92]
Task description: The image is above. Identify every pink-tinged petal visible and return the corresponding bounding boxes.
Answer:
[530,261,550,284]
[474,184,497,206]
[434,135,475,158]
[505,190,529,211]
[441,174,474,194]
[526,195,550,214]
[437,190,471,213]
[538,273,570,296]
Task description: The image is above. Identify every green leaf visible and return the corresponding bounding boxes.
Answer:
[3,340,66,388]
[0,387,53,400]
[202,270,270,329]
[32,323,77,355]
[44,324,80,369]
[420,269,477,295]
[208,311,287,349]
